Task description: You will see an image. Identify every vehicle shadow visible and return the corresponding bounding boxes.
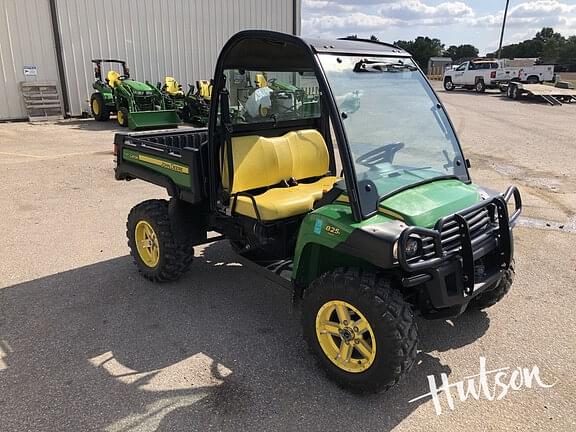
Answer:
[55,118,191,132]
[0,240,490,431]
[54,117,125,131]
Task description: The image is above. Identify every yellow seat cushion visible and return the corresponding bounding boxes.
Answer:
[234,177,341,220]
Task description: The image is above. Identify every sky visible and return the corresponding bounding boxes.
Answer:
[301,0,576,55]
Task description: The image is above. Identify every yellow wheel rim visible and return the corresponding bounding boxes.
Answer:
[316,300,376,373]
[117,110,125,126]
[92,98,101,115]
[135,220,160,268]
[259,105,269,117]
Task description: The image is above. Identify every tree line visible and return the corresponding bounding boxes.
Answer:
[487,28,576,68]
[352,28,576,72]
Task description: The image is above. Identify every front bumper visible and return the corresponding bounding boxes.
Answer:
[398,186,522,316]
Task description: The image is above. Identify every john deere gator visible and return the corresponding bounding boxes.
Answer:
[90,59,180,130]
[113,31,522,393]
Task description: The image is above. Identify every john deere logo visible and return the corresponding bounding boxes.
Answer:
[124,150,189,174]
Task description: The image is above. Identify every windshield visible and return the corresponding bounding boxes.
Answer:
[222,69,321,124]
[319,54,468,199]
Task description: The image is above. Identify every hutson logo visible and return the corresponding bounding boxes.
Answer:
[409,357,557,415]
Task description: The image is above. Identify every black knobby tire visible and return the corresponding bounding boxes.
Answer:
[506,85,514,98]
[91,93,110,121]
[302,268,418,393]
[511,85,520,100]
[469,262,515,310]
[443,78,454,91]
[475,80,486,93]
[127,199,194,282]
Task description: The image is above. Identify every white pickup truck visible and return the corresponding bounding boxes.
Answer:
[443,60,555,92]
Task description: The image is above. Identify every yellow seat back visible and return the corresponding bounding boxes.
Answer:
[164,76,183,96]
[107,70,121,88]
[289,130,331,180]
[222,129,329,194]
[255,73,268,88]
[197,80,212,100]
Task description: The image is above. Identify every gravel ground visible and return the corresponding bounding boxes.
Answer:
[0,86,575,431]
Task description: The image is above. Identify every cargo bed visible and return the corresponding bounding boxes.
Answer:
[114,127,209,203]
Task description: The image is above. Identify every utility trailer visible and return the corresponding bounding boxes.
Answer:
[114,30,522,394]
[502,82,576,105]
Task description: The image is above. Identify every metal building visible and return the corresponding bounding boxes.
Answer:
[0,0,301,120]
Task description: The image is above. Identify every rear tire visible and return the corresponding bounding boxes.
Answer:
[302,268,418,394]
[475,80,486,93]
[91,93,110,121]
[127,199,194,282]
[511,85,520,100]
[443,78,454,91]
[469,262,515,310]
[526,75,539,84]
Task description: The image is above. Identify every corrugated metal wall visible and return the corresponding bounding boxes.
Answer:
[56,0,297,116]
[0,0,59,120]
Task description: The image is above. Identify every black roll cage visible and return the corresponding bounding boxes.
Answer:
[92,59,130,81]
[206,30,470,223]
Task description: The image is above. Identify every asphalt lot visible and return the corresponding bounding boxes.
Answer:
[1,84,575,431]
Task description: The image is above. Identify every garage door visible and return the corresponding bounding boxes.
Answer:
[0,0,60,120]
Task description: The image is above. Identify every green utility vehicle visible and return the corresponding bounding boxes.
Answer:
[90,59,180,130]
[114,31,522,393]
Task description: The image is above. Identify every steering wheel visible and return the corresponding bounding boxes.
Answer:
[356,143,405,167]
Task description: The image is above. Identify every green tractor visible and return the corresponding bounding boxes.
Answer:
[114,31,522,393]
[159,76,212,127]
[90,59,180,130]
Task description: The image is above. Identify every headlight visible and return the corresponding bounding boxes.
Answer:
[405,238,420,258]
[393,237,421,260]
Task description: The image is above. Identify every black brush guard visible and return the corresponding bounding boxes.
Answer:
[398,186,522,311]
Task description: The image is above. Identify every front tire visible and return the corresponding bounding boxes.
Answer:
[302,268,418,393]
[117,107,129,127]
[127,199,194,282]
[443,78,454,91]
[469,263,515,310]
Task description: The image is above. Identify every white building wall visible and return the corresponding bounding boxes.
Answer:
[56,0,298,116]
[0,0,60,120]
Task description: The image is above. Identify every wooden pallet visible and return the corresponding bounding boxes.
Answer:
[20,81,64,121]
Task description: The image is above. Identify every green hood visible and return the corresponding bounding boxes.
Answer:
[379,179,481,228]
[121,79,155,92]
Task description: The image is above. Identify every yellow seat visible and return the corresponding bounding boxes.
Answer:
[223,129,340,220]
[164,76,183,96]
[107,70,121,88]
[197,80,212,100]
[255,73,268,88]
